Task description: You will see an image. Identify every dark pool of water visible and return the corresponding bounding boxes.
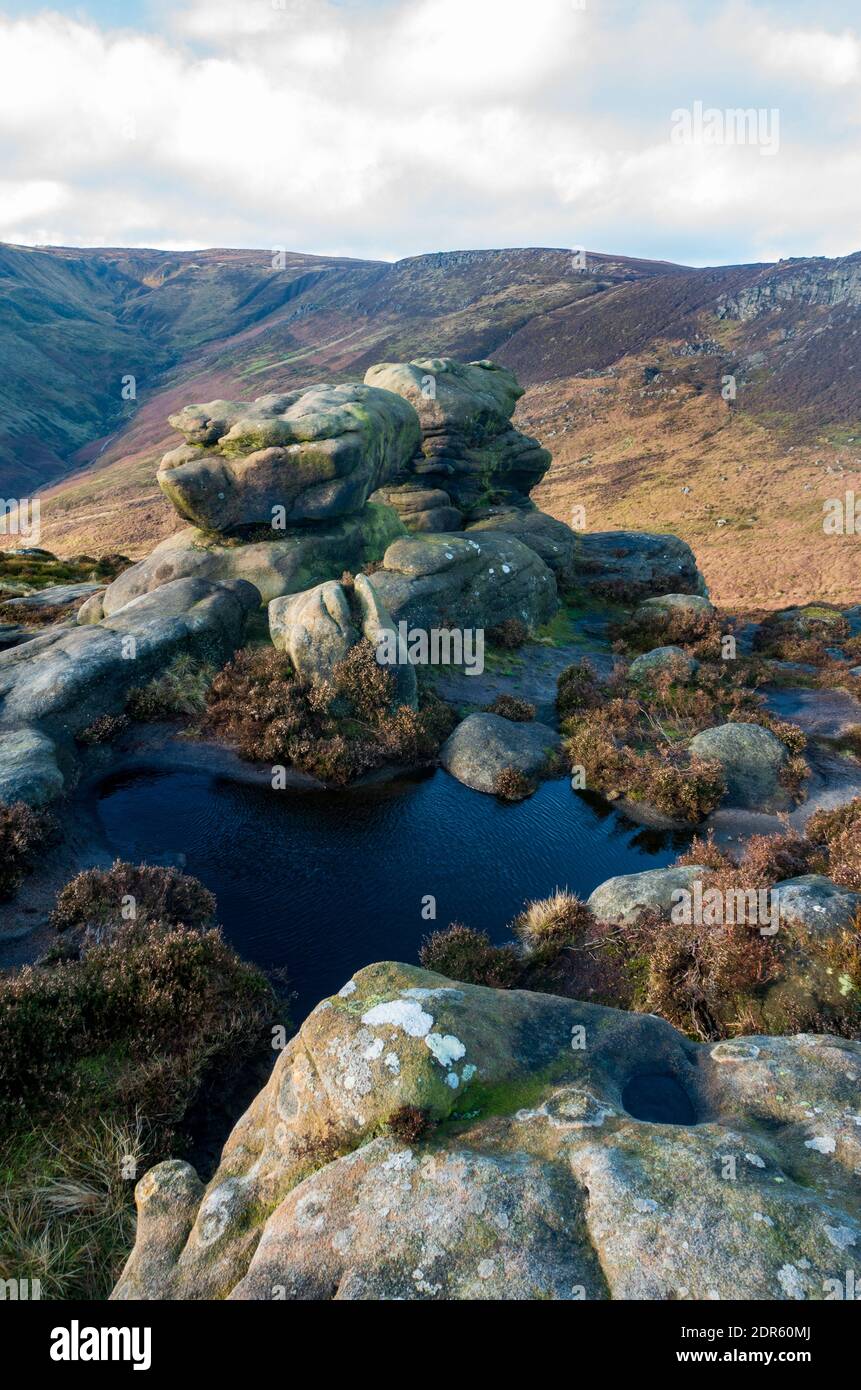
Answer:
[95,766,690,1020]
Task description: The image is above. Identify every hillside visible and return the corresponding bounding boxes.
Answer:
[1,242,860,607]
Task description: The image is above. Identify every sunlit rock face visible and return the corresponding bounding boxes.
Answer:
[365,358,551,511]
[114,961,861,1302]
[158,382,422,532]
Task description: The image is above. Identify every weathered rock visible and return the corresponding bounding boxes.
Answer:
[369,484,463,533]
[587,865,707,925]
[635,593,715,620]
[466,507,577,582]
[574,532,707,600]
[774,875,861,935]
[269,582,358,685]
[369,533,558,634]
[441,712,561,796]
[99,505,404,615]
[0,726,64,806]
[688,722,792,811]
[0,577,257,801]
[77,590,105,624]
[2,582,103,612]
[628,646,698,682]
[365,358,551,509]
[268,574,418,709]
[113,962,861,1301]
[158,383,421,531]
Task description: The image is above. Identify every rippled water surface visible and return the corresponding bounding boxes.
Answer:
[96,766,688,1018]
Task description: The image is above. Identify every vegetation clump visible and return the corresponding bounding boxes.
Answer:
[126,653,215,721]
[385,1106,433,1143]
[203,641,456,785]
[419,923,520,988]
[487,617,529,649]
[0,801,55,900]
[51,861,216,939]
[75,713,131,746]
[0,866,278,1299]
[493,766,534,801]
[556,652,808,823]
[484,694,536,722]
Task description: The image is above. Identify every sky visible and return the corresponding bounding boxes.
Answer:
[0,0,859,266]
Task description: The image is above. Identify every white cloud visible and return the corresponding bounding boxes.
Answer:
[755,25,861,86]
[0,1,858,264]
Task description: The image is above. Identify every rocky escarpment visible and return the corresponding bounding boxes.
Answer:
[113,961,861,1302]
[0,577,257,805]
[717,252,861,321]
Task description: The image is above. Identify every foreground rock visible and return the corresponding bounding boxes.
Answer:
[113,962,861,1301]
[689,722,793,812]
[441,712,561,796]
[369,532,557,633]
[574,532,706,600]
[774,875,861,935]
[0,577,257,804]
[97,505,404,616]
[269,575,417,709]
[587,865,707,925]
[628,645,698,682]
[159,383,421,531]
[365,358,551,511]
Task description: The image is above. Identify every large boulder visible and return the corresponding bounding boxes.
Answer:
[113,961,861,1301]
[628,646,698,682]
[465,507,577,582]
[688,722,792,812]
[587,864,707,925]
[97,505,404,616]
[365,358,551,510]
[269,581,357,685]
[0,577,258,801]
[441,712,561,796]
[269,575,418,709]
[368,533,558,633]
[158,383,421,531]
[574,532,707,601]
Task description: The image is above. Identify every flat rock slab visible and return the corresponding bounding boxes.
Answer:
[99,505,404,615]
[440,711,561,795]
[764,685,861,740]
[3,582,103,611]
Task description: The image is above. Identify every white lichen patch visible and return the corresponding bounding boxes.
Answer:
[425,1032,466,1068]
[776,1263,806,1299]
[824,1224,857,1250]
[805,1135,837,1154]
[362,998,433,1037]
[384,1051,400,1074]
[197,1178,245,1247]
[744,1152,766,1168]
[338,980,357,997]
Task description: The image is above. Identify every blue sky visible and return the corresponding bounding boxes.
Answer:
[1,0,859,265]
